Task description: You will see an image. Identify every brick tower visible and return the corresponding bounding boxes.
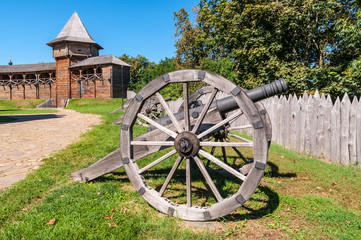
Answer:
[47,12,103,107]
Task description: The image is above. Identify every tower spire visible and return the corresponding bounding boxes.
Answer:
[47,12,102,50]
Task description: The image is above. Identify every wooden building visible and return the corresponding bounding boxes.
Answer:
[0,12,130,107]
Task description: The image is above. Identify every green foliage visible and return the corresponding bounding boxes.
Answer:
[118,55,184,98]
[174,0,361,98]
[118,54,156,92]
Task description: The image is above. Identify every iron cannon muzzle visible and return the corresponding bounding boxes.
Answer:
[245,78,288,102]
[215,78,288,114]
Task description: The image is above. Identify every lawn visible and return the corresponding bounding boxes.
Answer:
[0,99,58,118]
[0,98,360,239]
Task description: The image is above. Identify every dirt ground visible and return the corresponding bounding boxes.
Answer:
[0,109,101,190]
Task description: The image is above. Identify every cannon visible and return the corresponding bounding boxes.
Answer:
[71,70,287,221]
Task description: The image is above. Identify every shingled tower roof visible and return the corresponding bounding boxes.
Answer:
[47,12,103,49]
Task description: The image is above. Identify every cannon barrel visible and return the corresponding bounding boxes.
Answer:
[214,78,288,114]
[152,79,288,127]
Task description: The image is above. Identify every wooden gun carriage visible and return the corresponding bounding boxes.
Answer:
[72,70,288,221]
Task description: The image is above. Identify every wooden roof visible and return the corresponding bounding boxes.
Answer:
[47,12,103,49]
[69,55,130,68]
[0,62,56,74]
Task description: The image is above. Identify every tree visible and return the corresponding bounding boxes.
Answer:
[174,0,361,98]
[118,54,156,92]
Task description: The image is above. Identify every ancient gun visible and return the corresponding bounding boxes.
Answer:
[72,70,288,221]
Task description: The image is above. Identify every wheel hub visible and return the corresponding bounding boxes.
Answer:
[174,132,200,157]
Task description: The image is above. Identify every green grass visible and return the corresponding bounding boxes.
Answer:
[1,98,360,239]
[0,99,58,115]
[0,99,46,109]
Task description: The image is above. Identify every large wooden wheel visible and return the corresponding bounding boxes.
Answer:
[180,86,272,173]
[120,70,269,221]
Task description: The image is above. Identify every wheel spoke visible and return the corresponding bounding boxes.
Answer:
[193,156,223,202]
[131,141,174,146]
[199,149,246,181]
[155,92,183,133]
[183,83,190,131]
[137,113,178,138]
[159,156,183,196]
[197,110,243,139]
[186,157,192,207]
[228,133,252,143]
[228,125,253,131]
[199,141,253,147]
[192,87,218,134]
[138,149,177,174]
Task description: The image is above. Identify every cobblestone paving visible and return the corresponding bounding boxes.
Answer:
[0,109,102,190]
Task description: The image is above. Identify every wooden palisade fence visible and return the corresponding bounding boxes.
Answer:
[169,90,361,168]
[261,91,361,168]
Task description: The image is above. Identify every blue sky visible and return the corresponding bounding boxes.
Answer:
[0,0,197,65]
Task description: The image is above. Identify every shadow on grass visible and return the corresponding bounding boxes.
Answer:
[90,160,297,222]
[219,185,279,222]
[266,161,297,178]
[0,116,15,122]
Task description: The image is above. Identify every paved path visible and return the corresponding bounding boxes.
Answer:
[0,109,102,190]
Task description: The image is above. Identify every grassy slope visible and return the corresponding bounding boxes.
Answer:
[0,99,57,116]
[0,99,46,110]
[0,98,360,239]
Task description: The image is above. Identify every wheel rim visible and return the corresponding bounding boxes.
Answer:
[120,70,268,221]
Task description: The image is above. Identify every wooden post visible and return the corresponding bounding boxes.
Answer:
[305,94,313,154]
[310,91,319,156]
[79,70,83,98]
[9,74,13,100]
[340,93,350,165]
[331,97,341,163]
[94,68,97,98]
[349,97,358,165]
[298,92,308,152]
[284,95,291,149]
[291,94,298,150]
[317,93,325,158]
[22,74,26,99]
[49,72,53,99]
[36,73,40,99]
[275,96,282,144]
[323,95,333,161]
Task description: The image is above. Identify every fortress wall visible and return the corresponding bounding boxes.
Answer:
[39,84,55,99]
[95,79,112,98]
[0,87,11,100]
[11,86,25,100]
[24,84,37,99]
